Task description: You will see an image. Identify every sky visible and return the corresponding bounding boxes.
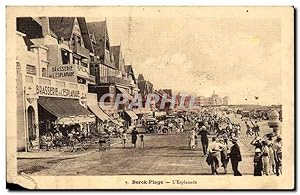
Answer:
[87,11,282,105]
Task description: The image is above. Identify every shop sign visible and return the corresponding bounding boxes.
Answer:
[77,65,89,79]
[49,65,75,79]
[36,84,81,98]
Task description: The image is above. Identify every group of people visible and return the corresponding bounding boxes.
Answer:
[40,127,89,152]
[186,109,282,177]
[251,135,282,176]
[119,127,145,149]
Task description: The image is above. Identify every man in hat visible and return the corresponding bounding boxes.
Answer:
[229,137,242,176]
[198,126,209,155]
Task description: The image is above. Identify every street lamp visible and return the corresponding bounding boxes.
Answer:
[268,110,281,136]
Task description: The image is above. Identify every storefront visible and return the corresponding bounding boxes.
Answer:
[18,75,95,152]
[38,97,95,137]
[87,93,111,133]
[123,110,138,128]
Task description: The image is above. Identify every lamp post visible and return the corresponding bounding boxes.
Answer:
[268,110,281,136]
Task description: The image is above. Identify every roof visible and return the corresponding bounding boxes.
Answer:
[17,17,58,39]
[87,21,116,69]
[87,21,107,41]
[87,21,107,57]
[137,74,145,82]
[49,17,75,40]
[77,17,93,53]
[17,17,44,39]
[38,97,93,117]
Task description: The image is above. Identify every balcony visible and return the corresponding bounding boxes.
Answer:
[71,43,89,58]
[99,76,131,86]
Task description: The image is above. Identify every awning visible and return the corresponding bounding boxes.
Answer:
[125,110,138,120]
[87,105,110,122]
[38,97,95,125]
[117,87,133,101]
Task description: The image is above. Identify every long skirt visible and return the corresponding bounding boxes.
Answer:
[262,156,270,175]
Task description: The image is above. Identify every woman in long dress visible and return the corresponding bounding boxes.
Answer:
[189,129,196,149]
[261,141,270,176]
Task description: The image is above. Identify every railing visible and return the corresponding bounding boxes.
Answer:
[99,76,131,86]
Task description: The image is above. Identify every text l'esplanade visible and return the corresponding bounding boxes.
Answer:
[36,85,80,98]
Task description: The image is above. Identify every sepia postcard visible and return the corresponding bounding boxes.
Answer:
[6,6,295,190]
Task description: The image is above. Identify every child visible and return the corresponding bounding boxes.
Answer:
[253,148,263,176]
[140,134,145,148]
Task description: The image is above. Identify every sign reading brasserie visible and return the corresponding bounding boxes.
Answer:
[36,84,80,98]
[50,65,75,78]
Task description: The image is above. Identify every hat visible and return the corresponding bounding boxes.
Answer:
[201,126,206,130]
[255,148,261,153]
[231,137,238,142]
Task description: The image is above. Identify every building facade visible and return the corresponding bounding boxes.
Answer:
[16,17,97,151]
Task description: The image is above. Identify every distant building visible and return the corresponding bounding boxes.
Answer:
[200,91,228,106]
[223,96,229,105]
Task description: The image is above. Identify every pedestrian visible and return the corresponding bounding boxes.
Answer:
[229,137,242,176]
[188,128,196,149]
[207,137,224,175]
[131,127,139,148]
[253,148,263,176]
[121,129,127,148]
[68,130,75,152]
[179,121,184,133]
[250,136,262,150]
[261,140,270,176]
[219,138,229,174]
[198,126,209,155]
[140,134,145,148]
[274,137,282,176]
[269,143,276,175]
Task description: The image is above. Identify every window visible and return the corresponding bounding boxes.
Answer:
[26,65,36,75]
[42,68,47,77]
[61,49,70,64]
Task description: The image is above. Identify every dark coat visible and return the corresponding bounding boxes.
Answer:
[131,130,139,143]
[198,130,209,143]
[229,143,242,162]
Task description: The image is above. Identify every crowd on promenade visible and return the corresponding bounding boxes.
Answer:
[186,110,282,176]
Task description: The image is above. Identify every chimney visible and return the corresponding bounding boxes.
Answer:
[39,17,50,36]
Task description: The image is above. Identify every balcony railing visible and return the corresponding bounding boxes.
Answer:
[99,76,131,86]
